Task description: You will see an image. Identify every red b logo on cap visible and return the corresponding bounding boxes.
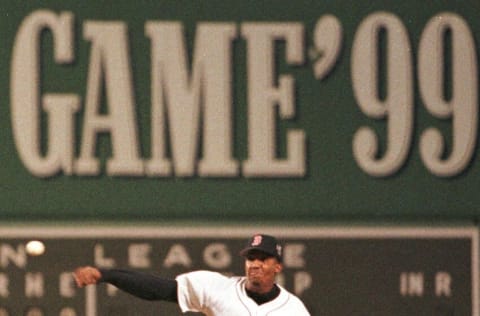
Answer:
[251,235,262,246]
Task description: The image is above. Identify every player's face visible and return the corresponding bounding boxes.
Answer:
[244,250,282,293]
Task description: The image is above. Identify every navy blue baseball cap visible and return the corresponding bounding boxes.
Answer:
[240,234,283,262]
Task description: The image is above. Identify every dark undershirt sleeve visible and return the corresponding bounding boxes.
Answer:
[98,269,178,302]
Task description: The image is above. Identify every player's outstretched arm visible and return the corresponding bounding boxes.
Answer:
[72,266,178,302]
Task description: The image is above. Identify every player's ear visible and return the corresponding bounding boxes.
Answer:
[275,261,283,273]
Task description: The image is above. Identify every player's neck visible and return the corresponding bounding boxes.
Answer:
[246,284,280,305]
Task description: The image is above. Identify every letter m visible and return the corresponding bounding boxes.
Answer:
[146,22,238,177]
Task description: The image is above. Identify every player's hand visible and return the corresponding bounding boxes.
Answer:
[73,266,102,287]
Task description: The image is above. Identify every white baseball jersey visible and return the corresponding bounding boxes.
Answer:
[176,270,310,316]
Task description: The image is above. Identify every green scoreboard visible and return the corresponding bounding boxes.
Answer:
[0,1,479,222]
[0,225,477,315]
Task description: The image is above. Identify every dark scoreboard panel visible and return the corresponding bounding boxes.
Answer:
[0,226,477,316]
